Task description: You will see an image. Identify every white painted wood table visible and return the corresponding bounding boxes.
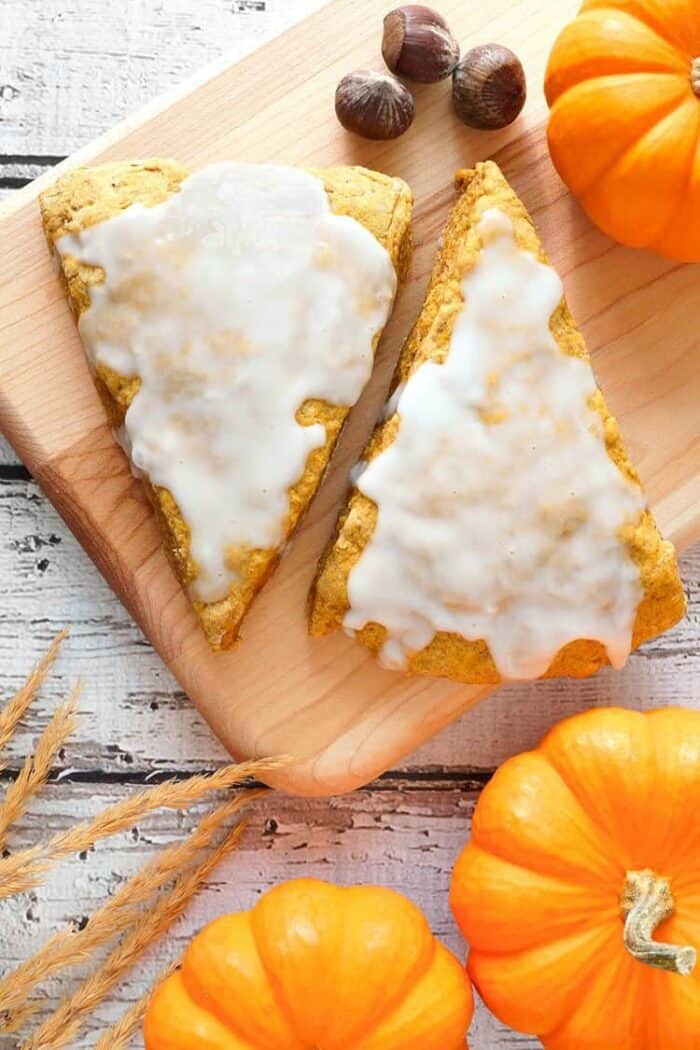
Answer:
[0,2,698,1047]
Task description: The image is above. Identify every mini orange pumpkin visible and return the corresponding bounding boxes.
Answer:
[450,707,700,1049]
[144,878,474,1049]
[545,0,700,261]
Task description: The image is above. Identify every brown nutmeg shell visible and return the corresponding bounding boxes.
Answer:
[453,44,527,130]
[335,70,415,140]
[382,5,460,83]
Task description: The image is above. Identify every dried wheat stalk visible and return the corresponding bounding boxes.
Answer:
[93,957,181,1050]
[0,755,285,899]
[0,635,283,1049]
[0,787,265,1031]
[0,684,80,851]
[0,630,67,761]
[21,818,250,1050]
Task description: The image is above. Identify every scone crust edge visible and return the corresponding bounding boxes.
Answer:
[41,158,413,650]
[309,161,686,683]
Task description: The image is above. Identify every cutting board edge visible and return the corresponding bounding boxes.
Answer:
[2,0,698,798]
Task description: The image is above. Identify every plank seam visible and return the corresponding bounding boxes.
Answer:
[0,465,32,481]
[0,177,32,190]
[0,767,494,787]
[0,155,67,166]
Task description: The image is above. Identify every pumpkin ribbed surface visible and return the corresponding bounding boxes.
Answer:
[450,707,700,1049]
[144,878,473,1049]
[545,0,700,260]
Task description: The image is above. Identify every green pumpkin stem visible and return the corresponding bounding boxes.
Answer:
[621,869,696,977]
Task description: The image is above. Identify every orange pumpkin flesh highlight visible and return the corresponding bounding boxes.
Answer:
[545,0,700,260]
[143,878,474,1049]
[450,707,700,1049]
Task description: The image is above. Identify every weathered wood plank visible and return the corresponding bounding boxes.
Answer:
[1,0,698,1043]
[0,781,537,1049]
[0,437,22,467]
[0,0,329,157]
[1,474,698,776]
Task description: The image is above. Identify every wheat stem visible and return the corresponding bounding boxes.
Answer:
[0,633,284,1048]
[0,631,68,760]
[0,789,264,1031]
[0,684,80,852]
[93,957,181,1050]
[20,815,251,1049]
[0,756,285,899]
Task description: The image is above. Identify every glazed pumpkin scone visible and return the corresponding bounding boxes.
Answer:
[309,161,686,684]
[41,159,412,650]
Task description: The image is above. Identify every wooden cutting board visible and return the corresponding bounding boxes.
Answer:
[1,0,699,797]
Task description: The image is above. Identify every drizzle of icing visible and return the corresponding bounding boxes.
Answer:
[58,163,397,603]
[344,208,645,680]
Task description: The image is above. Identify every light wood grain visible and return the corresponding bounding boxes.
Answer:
[1,0,699,797]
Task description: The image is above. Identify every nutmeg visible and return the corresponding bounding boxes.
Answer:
[452,44,527,130]
[382,5,460,84]
[335,70,415,140]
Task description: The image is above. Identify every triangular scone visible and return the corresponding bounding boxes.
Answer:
[41,159,413,650]
[309,161,686,684]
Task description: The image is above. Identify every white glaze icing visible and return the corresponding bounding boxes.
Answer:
[344,208,645,680]
[58,163,397,603]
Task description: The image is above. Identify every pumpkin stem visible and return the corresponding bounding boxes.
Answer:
[621,870,696,977]
[692,58,700,98]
